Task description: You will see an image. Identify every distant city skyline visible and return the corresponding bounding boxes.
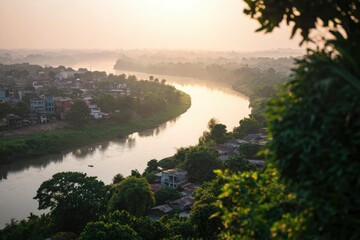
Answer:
[0,0,303,51]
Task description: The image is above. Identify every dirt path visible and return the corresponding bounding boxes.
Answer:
[0,121,67,137]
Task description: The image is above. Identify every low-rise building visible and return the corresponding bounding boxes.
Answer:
[160,168,188,189]
[148,204,174,219]
[7,114,23,128]
[212,145,234,160]
[88,104,103,119]
[169,196,194,211]
[56,70,77,80]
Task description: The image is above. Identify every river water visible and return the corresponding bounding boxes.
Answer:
[0,61,250,227]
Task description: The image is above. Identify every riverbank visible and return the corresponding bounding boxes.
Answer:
[0,92,191,163]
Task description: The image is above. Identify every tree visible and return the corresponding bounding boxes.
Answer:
[143,159,159,175]
[199,119,223,145]
[67,100,90,128]
[0,214,54,240]
[238,143,261,159]
[96,94,116,113]
[0,102,11,118]
[33,172,108,232]
[130,169,141,178]
[106,210,169,240]
[190,203,222,239]
[210,123,228,144]
[216,168,303,239]
[242,0,360,45]
[184,146,220,183]
[207,118,218,129]
[79,222,139,240]
[218,0,360,239]
[155,187,181,205]
[166,219,197,239]
[233,116,260,138]
[112,173,125,184]
[108,177,155,216]
[223,155,257,174]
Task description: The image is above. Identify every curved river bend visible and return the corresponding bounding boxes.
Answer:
[0,62,250,227]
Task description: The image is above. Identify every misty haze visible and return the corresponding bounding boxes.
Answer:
[0,1,358,240]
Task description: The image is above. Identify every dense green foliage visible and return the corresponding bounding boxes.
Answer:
[67,100,90,128]
[184,146,220,183]
[223,155,257,174]
[108,177,155,216]
[0,214,54,240]
[112,173,125,184]
[266,51,360,238]
[217,167,305,239]
[80,210,171,240]
[95,74,182,117]
[155,187,181,205]
[0,101,28,118]
[238,143,261,159]
[242,0,360,44]
[233,116,262,138]
[79,221,139,240]
[215,0,360,239]
[34,172,108,233]
[199,119,230,145]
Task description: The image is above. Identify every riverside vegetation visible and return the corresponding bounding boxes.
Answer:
[0,71,191,162]
[1,0,359,239]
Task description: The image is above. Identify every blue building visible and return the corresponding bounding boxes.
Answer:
[44,96,55,114]
[0,89,10,102]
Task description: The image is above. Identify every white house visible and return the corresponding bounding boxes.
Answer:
[88,104,103,119]
[158,169,188,189]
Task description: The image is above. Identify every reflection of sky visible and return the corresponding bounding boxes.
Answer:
[0,61,250,227]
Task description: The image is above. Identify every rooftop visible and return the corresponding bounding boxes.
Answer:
[163,168,187,175]
[151,204,173,213]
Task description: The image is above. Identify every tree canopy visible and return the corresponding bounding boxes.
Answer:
[216,0,360,239]
[67,100,90,128]
[108,177,155,216]
[34,172,108,232]
[184,146,220,183]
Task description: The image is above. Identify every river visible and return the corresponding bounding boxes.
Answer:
[0,60,250,227]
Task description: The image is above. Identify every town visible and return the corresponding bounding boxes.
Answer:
[0,63,132,131]
[0,63,185,135]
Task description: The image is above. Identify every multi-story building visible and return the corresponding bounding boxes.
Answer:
[54,97,73,119]
[44,96,55,114]
[30,97,55,114]
[0,89,10,102]
[30,99,46,114]
[157,169,188,189]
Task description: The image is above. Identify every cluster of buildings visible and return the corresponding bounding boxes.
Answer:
[148,169,198,219]
[211,133,267,161]
[146,133,268,219]
[1,67,132,130]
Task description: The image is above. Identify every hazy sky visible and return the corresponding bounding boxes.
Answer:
[0,0,302,51]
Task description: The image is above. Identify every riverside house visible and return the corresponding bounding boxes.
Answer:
[156,168,188,189]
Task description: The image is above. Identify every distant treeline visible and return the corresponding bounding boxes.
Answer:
[114,57,292,116]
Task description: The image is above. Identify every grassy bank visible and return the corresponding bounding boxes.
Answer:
[0,92,191,163]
